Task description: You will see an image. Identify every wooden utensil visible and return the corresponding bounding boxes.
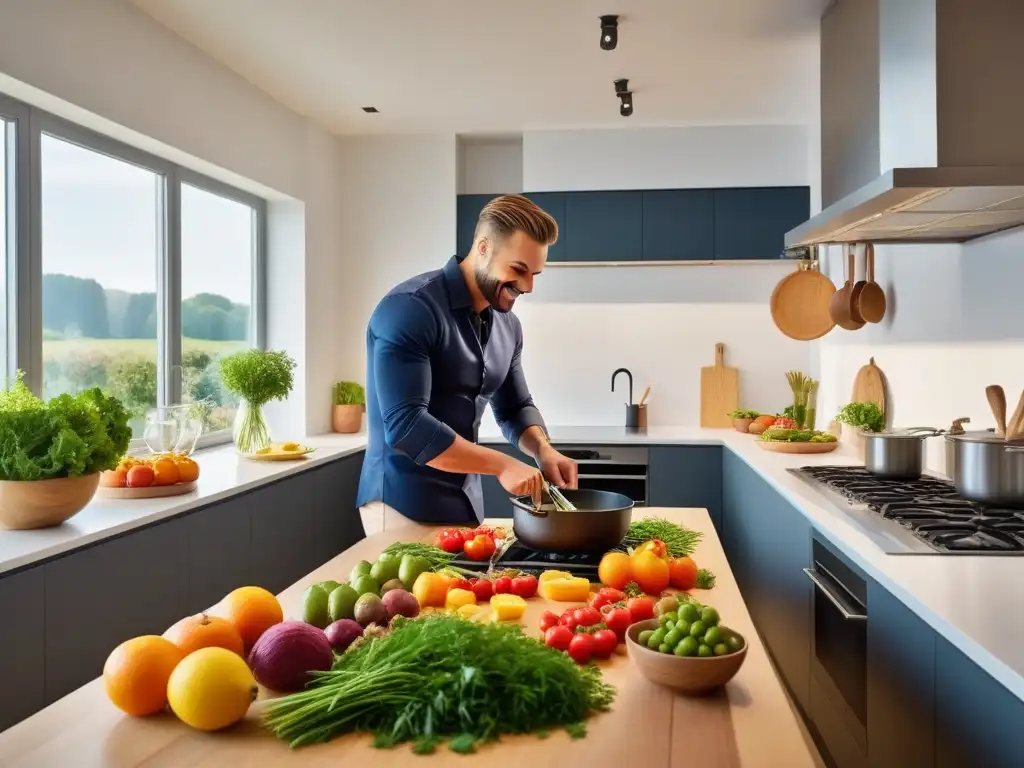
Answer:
[851,357,888,419]
[985,384,1007,437]
[830,246,865,331]
[857,243,887,323]
[638,385,651,406]
[97,480,198,499]
[700,343,739,428]
[1006,390,1024,441]
[770,259,837,341]
[848,244,868,324]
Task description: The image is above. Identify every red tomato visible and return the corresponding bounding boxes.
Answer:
[589,587,626,611]
[590,629,618,659]
[511,575,538,599]
[470,578,494,601]
[626,596,656,622]
[463,534,496,561]
[567,633,595,664]
[493,576,513,594]
[572,606,602,627]
[434,528,466,553]
[473,525,496,540]
[600,605,633,640]
[544,625,573,651]
[559,612,579,631]
[450,578,472,592]
[538,610,560,633]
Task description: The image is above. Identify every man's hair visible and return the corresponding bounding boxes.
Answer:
[474,194,559,247]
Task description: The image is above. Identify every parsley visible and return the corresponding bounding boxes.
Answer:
[696,568,717,589]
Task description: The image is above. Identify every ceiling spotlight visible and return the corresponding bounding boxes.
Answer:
[362,106,379,113]
[614,78,633,117]
[600,15,618,50]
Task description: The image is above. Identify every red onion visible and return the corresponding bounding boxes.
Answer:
[247,621,332,692]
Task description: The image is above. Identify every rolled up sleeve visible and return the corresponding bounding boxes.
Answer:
[490,320,546,449]
[370,294,456,465]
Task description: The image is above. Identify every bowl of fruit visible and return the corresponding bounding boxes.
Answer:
[625,600,747,695]
[98,453,201,499]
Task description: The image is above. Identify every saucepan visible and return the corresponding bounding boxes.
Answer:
[946,432,1024,508]
[863,427,944,480]
[509,488,634,552]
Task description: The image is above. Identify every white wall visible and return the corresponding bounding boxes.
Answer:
[457,137,522,194]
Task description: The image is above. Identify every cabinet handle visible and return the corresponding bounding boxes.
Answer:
[803,568,867,621]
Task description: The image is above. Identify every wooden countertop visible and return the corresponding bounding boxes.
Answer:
[0,508,820,767]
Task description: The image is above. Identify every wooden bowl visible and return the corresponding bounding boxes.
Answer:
[0,473,100,530]
[626,619,748,695]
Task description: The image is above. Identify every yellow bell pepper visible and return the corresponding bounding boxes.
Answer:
[457,604,487,621]
[539,574,591,602]
[490,594,527,622]
[445,588,477,611]
[412,572,449,608]
[539,569,573,586]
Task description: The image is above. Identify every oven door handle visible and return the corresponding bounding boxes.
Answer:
[803,568,867,621]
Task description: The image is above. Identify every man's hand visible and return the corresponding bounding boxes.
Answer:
[497,457,545,505]
[536,443,579,490]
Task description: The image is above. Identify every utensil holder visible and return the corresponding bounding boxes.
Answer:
[626,404,648,430]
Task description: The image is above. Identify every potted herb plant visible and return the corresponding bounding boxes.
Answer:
[332,381,365,434]
[218,349,296,455]
[0,372,132,529]
[835,401,886,457]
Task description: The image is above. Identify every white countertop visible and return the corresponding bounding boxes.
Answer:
[3,424,1023,702]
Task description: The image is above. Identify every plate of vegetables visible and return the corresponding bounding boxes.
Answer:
[757,425,839,454]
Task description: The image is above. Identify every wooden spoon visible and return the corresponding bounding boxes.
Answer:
[986,384,1007,437]
[1006,390,1024,441]
[848,244,868,324]
[829,246,865,331]
[857,243,887,323]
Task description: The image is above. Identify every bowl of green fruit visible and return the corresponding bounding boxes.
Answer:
[625,600,747,695]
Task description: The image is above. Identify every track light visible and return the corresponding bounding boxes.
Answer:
[614,78,633,117]
[600,15,618,50]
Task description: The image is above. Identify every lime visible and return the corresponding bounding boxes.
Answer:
[677,636,699,657]
[316,580,341,595]
[351,574,380,597]
[664,629,683,647]
[301,585,330,628]
[725,633,745,653]
[664,620,676,632]
[658,643,672,654]
[714,643,730,656]
[638,629,654,646]
[349,560,372,583]
[689,620,707,638]
[327,584,359,622]
[661,611,679,625]
[697,644,714,658]
[675,619,691,636]
[703,626,723,646]
[647,628,666,650]
[700,606,720,627]
[678,603,700,623]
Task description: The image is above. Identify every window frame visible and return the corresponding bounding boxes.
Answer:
[1,91,267,451]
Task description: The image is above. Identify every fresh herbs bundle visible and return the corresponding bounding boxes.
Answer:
[332,381,365,406]
[262,614,615,752]
[219,349,296,407]
[835,401,885,433]
[0,373,132,481]
[627,518,703,558]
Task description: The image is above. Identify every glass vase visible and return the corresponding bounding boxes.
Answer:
[233,399,271,455]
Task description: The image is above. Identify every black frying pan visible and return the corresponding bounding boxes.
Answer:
[509,488,634,553]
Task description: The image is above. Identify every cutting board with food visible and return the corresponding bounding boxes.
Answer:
[851,357,888,416]
[245,442,316,461]
[700,343,739,428]
[97,453,200,498]
[757,440,839,455]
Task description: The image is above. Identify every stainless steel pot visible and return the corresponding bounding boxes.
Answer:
[509,488,633,552]
[863,427,943,480]
[947,433,1024,507]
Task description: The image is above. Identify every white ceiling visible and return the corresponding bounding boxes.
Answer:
[129,0,825,135]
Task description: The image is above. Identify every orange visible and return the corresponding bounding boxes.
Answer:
[669,556,699,590]
[99,469,128,488]
[214,586,283,652]
[152,457,181,486]
[631,550,671,595]
[597,552,633,590]
[174,457,200,483]
[103,635,183,716]
[163,613,245,657]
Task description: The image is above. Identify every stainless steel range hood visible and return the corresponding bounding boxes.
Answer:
[787,0,1024,247]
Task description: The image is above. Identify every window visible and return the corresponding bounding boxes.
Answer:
[180,182,258,432]
[0,117,10,379]
[40,134,161,437]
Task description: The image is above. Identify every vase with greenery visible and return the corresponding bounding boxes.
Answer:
[835,401,886,433]
[332,381,366,434]
[219,350,296,454]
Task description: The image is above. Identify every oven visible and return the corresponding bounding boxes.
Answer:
[555,445,648,505]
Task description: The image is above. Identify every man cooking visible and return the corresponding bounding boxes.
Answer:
[356,194,578,535]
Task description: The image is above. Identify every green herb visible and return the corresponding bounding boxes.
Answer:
[627,518,703,558]
[262,614,615,751]
[727,409,760,419]
[380,542,456,572]
[219,349,296,406]
[0,372,131,481]
[835,401,885,433]
[623,581,644,598]
[696,569,716,589]
[566,722,587,740]
[333,381,366,406]
[448,734,477,754]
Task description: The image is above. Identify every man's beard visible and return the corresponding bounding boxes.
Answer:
[474,264,520,313]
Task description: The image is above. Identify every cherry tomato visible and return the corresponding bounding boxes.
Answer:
[589,586,626,611]
[590,629,618,659]
[559,612,579,631]
[463,534,496,561]
[493,576,513,594]
[450,578,472,592]
[538,610,560,633]
[544,625,573,651]
[572,606,602,627]
[474,525,496,540]
[511,575,538,599]
[434,528,466,553]
[626,596,656,622]
[567,633,595,664]
[600,605,633,640]
[470,578,494,601]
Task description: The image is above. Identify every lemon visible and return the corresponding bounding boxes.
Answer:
[281,442,300,452]
[167,647,258,731]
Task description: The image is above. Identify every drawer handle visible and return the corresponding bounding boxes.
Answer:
[803,568,867,621]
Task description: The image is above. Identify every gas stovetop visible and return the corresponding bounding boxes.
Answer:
[450,538,640,578]
[791,465,1024,555]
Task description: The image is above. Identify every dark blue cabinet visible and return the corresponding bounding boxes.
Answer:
[713,187,810,260]
[642,189,715,261]
[523,192,568,262]
[0,566,45,732]
[564,191,643,262]
[456,194,496,257]
[648,446,722,533]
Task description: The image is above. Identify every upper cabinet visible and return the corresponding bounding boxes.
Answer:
[564,191,643,262]
[713,187,810,260]
[522,192,568,262]
[642,189,715,261]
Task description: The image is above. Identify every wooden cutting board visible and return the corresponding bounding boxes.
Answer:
[700,343,739,428]
[851,357,888,417]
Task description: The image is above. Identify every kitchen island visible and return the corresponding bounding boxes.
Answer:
[0,508,819,768]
